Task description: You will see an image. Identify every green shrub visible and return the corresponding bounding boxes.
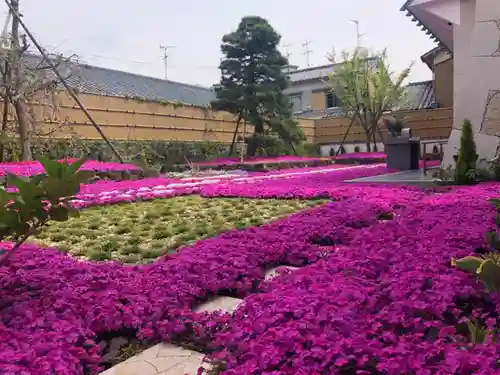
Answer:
[454,119,477,185]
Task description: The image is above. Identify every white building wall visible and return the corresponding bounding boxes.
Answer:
[442,0,500,167]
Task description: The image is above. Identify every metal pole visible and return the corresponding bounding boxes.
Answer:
[4,0,124,163]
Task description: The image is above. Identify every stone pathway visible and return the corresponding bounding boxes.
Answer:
[99,266,298,375]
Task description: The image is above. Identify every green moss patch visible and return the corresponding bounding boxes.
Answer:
[34,196,319,263]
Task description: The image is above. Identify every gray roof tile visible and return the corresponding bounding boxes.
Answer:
[400,80,435,110]
[22,54,216,106]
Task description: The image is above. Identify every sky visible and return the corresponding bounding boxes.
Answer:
[0,0,437,88]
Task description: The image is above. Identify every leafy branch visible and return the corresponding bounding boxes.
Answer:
[0,157,92,264]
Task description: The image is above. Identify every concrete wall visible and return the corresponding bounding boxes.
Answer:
[443,0,500,167]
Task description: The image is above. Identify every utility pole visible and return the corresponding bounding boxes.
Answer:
[302,40,312,67]
[160,45,175,80]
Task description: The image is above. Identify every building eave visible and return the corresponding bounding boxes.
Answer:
[400,0,451,50]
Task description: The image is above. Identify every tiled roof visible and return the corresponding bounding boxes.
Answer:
[22,54,216,106]
[288,64,335,83]
[287,58,378,83]
[295,108,346,119]
[399,80,436,110]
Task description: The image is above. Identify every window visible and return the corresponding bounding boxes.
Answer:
[325,92,341,108]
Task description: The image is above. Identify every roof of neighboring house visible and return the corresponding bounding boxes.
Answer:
[400,0,445,47]
[420,45,452,70]
[22,53,216,106]
[399,80,436,110]
[294,80,435,119]
[295,107,346,119]
[288,63,335,83]
[288,57,378,84]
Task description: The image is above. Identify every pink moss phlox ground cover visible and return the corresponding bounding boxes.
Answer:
[211,184,500,374]
[0,159,138,177]
[195,156,328,167]
[0,194,399,374]
[332,152,386,160]
[201,164,393,200]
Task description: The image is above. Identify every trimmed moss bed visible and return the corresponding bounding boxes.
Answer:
[34,196,319,263]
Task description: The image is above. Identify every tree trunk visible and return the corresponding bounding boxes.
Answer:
[228,112,242,156]
[0,98,9,162]
[372,130,378,152]
[10,0,31,160]
[15,100,31,160]
[365,132,372,152]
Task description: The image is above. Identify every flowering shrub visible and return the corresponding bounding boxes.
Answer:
[0,159,138,177]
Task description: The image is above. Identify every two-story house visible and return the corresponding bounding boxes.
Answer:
[283,64,345,119]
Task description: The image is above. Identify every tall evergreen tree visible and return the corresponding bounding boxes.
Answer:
[211,16,305,157]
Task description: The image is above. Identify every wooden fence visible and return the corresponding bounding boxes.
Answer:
[31,93,249,143]
[13,92,451,146]
[313,107,453,144]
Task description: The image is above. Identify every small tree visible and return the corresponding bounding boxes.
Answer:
[454,118,477,185]
[328,47,412,152]
[212,16,305,157]
[0,157,91,264]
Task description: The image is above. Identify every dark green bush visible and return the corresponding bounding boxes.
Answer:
[454,119,478,185]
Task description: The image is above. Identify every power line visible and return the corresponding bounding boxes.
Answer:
[302,40,312,67]
[160,45,176,80]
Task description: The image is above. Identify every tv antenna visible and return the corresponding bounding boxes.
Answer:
[282,43,292,61]
[160,45,176,79]
[351,20,366,46]
[302,40,312,67]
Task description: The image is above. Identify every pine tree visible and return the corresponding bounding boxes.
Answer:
[212,16,305,157]
[455,118,477,185]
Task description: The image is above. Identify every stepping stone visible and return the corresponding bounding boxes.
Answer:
[100,343,210,375]
[194,296,243,313]
[264,266,299,280]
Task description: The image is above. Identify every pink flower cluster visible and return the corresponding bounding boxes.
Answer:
[1,183,500,374]
[0,159,138,177]
[67,165,391,209]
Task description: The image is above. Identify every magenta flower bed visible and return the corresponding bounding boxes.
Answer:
[195,156,327,167]
[0,193,395,375]
[201,164,392,200]
[0,159,138,177]
[1,184,500,374]
[2,183,500,374]
[211,183,500,374]
[332,151,386,160]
